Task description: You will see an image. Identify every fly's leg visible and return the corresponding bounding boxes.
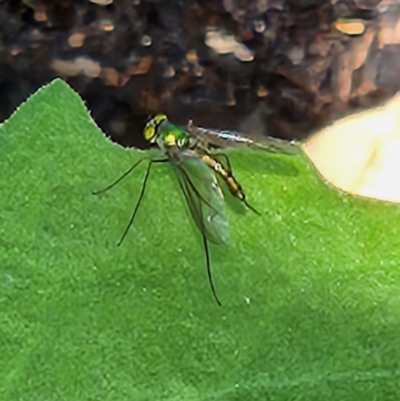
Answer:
[202,233,222,306]
[92,158,150,195]
[117,158,168,246]
[241,198,261,216]
[92,157,168,245]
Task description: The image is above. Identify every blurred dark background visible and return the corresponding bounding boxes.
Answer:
[0,0,398,148]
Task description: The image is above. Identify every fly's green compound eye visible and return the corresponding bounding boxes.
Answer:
[143,114,168,142]
[143,124,156,141]
[143,125,155,141]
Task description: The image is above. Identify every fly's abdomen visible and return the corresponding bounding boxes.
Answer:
[202,154,245,201]
[201,153,261,215]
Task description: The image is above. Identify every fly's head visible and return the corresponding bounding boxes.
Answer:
[143,113,168,144]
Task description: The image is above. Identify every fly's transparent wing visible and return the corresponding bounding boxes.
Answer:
[168,148,229,246]
[187,123,300,155]
[244,135,300,155]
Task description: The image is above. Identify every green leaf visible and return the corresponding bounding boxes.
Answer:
[1,78,400,400]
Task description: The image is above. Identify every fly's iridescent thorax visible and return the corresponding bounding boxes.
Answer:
[160,127,190,151]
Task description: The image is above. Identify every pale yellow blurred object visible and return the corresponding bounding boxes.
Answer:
[303,93,400,203]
